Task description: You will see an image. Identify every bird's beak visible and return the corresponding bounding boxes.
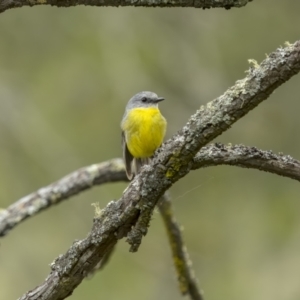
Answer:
[156,97,165,102]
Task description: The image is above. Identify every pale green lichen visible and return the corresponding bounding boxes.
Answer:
[91,202,102,218]
[110,158,126,171]
[284,41,292,47]
[165,157,182,178]
[248,59,260,69]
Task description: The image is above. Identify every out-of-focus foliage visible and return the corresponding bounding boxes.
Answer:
[1,1,300,299]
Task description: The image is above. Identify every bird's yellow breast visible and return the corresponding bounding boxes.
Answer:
[122,107,167,158]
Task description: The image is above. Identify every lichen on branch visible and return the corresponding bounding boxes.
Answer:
[11,40,300,300]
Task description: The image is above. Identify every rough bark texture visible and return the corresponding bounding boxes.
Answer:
[193,143,300,181]
[11,41,300,300]
[2,143,300,239]
[3,142,300,240]
[0,0,252,14]
[0,159,126,237]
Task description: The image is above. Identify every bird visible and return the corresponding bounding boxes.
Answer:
[121,91,167,180]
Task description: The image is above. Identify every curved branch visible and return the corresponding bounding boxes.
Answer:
[13,41,300,300]
[193,143,300,181]
[14,143,300,299]
[122,40,300,251]
[0,0,252,14]
[0,158,126,237]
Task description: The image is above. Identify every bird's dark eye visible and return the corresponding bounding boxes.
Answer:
[141,97,147,103]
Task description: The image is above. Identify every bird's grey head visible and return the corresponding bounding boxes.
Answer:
[126,91,165,110]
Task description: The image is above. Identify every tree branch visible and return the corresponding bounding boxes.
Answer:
[193,143,300,181]
[13,41,300,300]
[123,40,300,252]
[86,243,116,277]
[2,142,300,239]
[159,193,203,300]
[0,0,252,14]
[0,158,126,237]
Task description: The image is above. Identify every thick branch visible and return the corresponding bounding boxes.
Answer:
[15,41,300,300]
[87,243,116,276]
[123,40,300,251]
[15,143,300,300]
[193,143,300,181]
[151,41,300,186]
[0,0,252,14]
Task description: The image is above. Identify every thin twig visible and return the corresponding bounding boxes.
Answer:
[159,194,203,300]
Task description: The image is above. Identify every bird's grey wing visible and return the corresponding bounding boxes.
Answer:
[122,131,134,180]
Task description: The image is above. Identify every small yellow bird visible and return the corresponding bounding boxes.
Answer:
[121,91,167,180]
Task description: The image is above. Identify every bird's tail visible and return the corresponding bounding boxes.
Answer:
[132,157,151,177]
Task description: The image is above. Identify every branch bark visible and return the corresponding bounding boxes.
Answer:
[0,158,126,237]
[0,0,252,14]
[2,141,300,239]
[193,143,300,181]
[12,40,300,300]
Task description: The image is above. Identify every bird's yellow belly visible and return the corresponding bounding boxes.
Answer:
[122,107,167,158]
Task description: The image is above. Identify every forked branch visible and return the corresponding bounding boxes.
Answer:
[13,40,300,300]
[2,143,300,238]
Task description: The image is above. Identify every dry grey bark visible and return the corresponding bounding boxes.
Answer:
[0,159,127,237]
[13,40,300,300]
[0,0,252,14]
[2,144,299,300]
[192,143,300,181]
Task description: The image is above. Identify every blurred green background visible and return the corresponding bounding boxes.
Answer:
[1,1,300,299]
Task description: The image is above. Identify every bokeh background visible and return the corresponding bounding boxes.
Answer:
[1,1,300,299]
